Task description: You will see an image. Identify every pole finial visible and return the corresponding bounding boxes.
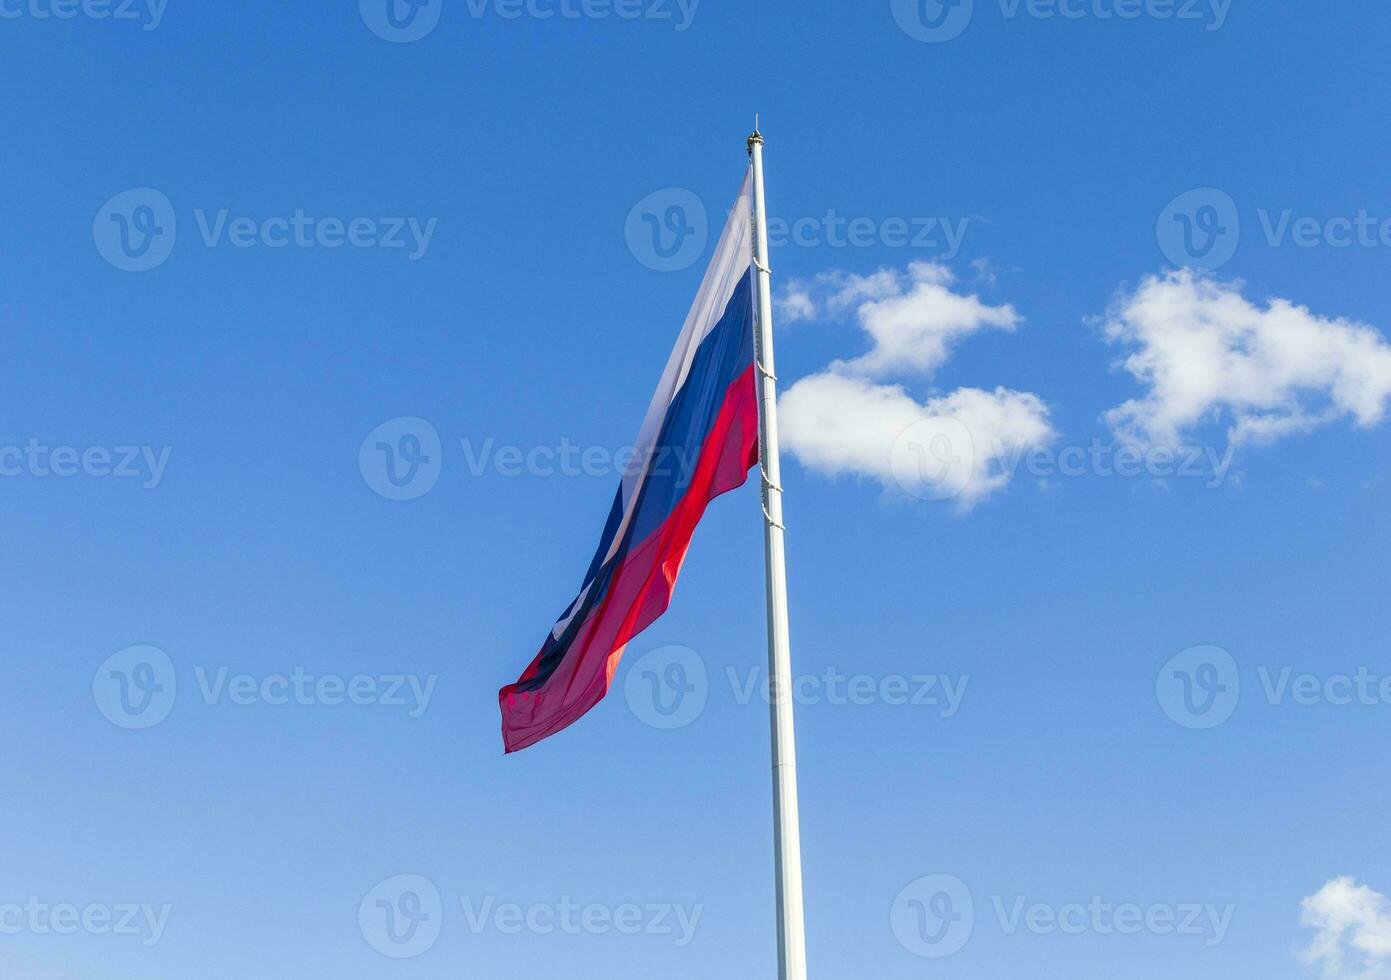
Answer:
[747,115,764,156]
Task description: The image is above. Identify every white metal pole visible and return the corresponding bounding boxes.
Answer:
[747,127,808,980]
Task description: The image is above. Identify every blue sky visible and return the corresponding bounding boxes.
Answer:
[4,2,1391,978]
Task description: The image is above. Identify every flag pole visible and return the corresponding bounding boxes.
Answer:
[747,124,809,980]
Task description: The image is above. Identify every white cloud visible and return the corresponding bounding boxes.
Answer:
[779,373,1052,512]
[827,265,928,312]
[776,266,903,325]
[777,261,1020,375]
[1102,271,1391,449]
[1302,877,1391,979]
[776,262,1052,511]
[776,281,817,324]
[971,257,999,287]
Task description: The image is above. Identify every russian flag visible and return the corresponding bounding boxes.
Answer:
[500,170,760,753]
